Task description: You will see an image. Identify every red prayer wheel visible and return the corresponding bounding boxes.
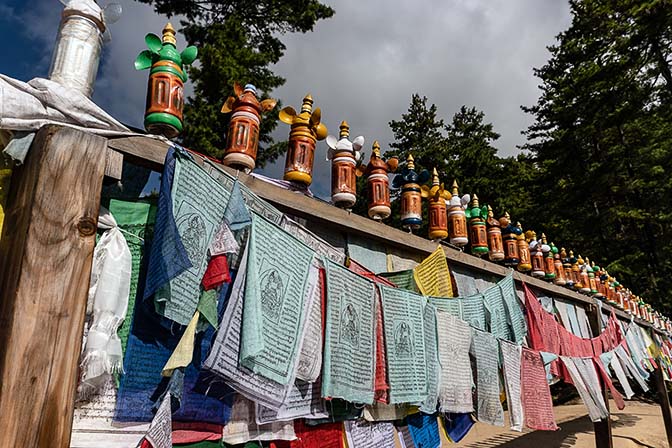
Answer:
[327,121,364,208]
[467,195,488,255]
[360,141,397,220]
[221,83,277,171]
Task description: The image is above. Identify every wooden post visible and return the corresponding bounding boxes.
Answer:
[653,360,672,447]
[0,126,107,447]
[587,304,614,448]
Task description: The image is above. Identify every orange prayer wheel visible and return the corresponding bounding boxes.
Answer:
[326,121,364,208]
[447,180,469,247]
[359,141,398,220]
[279,94,328,186]
[516,223,532,272]
[486,206,505,262]
[423,168,449,240]
[499,212,520,267]
[553,245,566,286]
[221,83,277,171]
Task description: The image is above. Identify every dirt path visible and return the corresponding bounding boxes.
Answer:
[451,400,669,447]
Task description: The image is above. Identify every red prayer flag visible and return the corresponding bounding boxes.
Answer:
[201,254,231,290]
[270,420,343,448]
[521,347,558,431]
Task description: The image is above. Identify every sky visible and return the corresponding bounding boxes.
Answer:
[0,0,572,199]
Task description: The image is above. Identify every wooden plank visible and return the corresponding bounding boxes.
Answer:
[653,360,672,447]
[104,148,124,180]
[107,135,169,171]
[0,125,107,448]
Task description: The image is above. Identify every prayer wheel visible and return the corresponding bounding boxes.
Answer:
[447,180,469,247]
[553,244,566,286]
[527,229,543,276]
[221,83,277,171]
[593,263,605,299]
[135,23,198,138]
[422,168,449,240]
[499,212,519,267]
[358,141,398,220]
[392,154,429,231]
[561,248,574,288]
[516,223,532,272]
[543,238,556,281]
[465,195,488,255]
[279,94,328,185]
[577,255,591,293]
[326,121,364,208]
[587,260,598,295]
[486,206,505,262]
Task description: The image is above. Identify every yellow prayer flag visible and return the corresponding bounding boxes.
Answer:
[161,310,200,377]
[413,246,453,297]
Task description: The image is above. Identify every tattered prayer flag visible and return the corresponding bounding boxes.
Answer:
[442,413,475,443]
[413,246,453,297]
[143,147,192,302]
[407,413,441,448]
[140,392,172,448]
[162,311,200,377]
[521,347,558,431]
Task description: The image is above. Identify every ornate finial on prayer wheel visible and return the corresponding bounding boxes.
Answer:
[358,141,398,220]
[516,222,532,272]
[421,168,449,240]
[221,83,277,171]
[135,22,198,138]
[447,180,469,247]
[279,93,328,185]
[486,206,505,262]
[499,212,520,267]
[326,120,364,208]
[553,243,566,285]
[392,153,429,231]
[466,194,488,255]
[527,230,544,277]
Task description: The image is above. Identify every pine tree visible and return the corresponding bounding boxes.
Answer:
[522,0,672,311]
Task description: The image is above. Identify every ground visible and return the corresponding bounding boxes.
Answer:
[452,400,668,447]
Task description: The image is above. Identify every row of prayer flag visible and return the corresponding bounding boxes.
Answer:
[78,148,672,448]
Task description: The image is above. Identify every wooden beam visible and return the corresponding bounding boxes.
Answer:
[102,134,666,336]
[0,125,107,448]
[653,359,672,447]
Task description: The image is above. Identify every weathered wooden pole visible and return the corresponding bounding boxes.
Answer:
[653,358,672,447]
[0,126,107,447]
[587,304,614,448]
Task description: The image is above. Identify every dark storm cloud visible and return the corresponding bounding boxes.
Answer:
[15,0,571,199]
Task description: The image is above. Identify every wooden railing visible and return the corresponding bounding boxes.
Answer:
[0,125,669,448]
